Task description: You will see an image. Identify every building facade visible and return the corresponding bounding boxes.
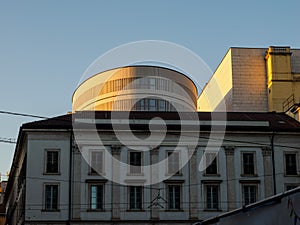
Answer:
[4,111,300,225]
[198,46,300,120]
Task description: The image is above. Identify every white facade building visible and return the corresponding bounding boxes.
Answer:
[4,111,300,225]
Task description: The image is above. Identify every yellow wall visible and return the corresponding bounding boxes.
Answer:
[266,47,300,113]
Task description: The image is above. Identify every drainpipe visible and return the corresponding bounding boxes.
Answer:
[271,132,276,195]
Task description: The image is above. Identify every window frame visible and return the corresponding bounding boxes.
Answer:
[242,184,257,206]
[204,184,220,210]
[284,152,298,176]
[89,149,105,175]
[43,183,60,211]
[167,184,181,210]
[89,183,105,211]
[166,151,181,175]
[128,186,143,211]
[241,152,256,176]
[44,149,60,175]
[204,153,218,175]
[128,151,143,175]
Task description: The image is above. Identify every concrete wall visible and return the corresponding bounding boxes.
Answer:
[231,48,268,112]
[197,49,233,111]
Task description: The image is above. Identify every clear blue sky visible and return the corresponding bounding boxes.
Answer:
[0,0,300,178]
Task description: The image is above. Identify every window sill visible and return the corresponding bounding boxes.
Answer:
[126,209,145,212]
[87,209,106,212]
[284,174,300,177]
[41,209,60,212]
[165,173,183,176]
[203,173,221,177]
[164,209,184,212]
[203,209,223,212]
[43,173,61,175]
[240,174,258,177]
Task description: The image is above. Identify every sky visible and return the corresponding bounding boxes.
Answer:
[0,0,300,179]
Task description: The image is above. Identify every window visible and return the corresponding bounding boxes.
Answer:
[285,154,297,175]
[90,151,104,174]
[149,99,156,111]
[45,184,59,210]
[242,153,255,175]
[129,186,142,210]
[46,150,59,174]
[167,152,180,175]
[129,152,142,174]
[90,184,104,210]
[243,185,257,205]
[286,185,299,191]
[205,153,218,175]
[205,185,219,210]
[168,185,181,210]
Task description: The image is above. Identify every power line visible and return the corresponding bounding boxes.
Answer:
[0,137,16,144]
[0,110,48,119]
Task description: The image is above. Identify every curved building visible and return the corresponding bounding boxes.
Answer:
[72,66,198,112]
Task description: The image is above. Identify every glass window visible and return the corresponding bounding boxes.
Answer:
[243,153,255,175]
[45,184,59,210]
[167,152,180,175]
[129,186,142,210]
[168,185,181,210]
[206,185,219,210]
[205,153,218,175]
[243,185,257,205]
[46,150,59,174]
[285,154,297,175]
[149,99,156,111]
[149,78,156,89]
[90,151,103,174]
[90,184,104,210]
[129,152,142,174]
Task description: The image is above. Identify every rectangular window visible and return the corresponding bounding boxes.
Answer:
[206,185,219,210]
[168,185,181,210]
[286,185,299,191]
[129,186,142,210]
[205,153,218,175]
[45,184,59,210]
[46,150,59,174]
[242,153,255,175]
[90,184,104,210]
[285,154,297,175]
[167,152,180,175]
[90,151,104,174]
[149,99,156,111]
[129,152,142,174]
[243,185,257,205]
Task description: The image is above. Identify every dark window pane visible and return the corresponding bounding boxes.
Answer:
[90,185,103,210]
[243,153,254,175]
[285,154,297,175]
[168,185,180,210]
[206,185,219,210]
[46,151,59,173]
[45,185,58,210]
[130,152,142,174]
[129,186,142,210]
[243,185,256,205]
[205,153,217,175]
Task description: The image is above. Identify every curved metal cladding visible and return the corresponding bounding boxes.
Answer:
[72,66,198,112]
